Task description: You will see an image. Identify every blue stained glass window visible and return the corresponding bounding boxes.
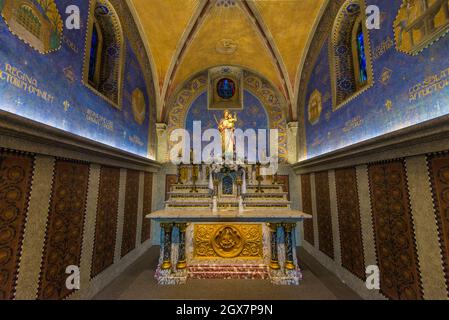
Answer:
[88,23,99,84]
[217,78,236,99]
[356,25,368,84]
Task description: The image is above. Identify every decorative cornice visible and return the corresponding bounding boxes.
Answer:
[292,114,449,175]
[0,111,161,171]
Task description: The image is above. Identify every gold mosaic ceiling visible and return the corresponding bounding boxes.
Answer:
[128,0,327,120]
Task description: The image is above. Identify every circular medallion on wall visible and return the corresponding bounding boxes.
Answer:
[131,88,146,125]
[217,78,236,99]
[215,39,238,55]
[0,0,63,54]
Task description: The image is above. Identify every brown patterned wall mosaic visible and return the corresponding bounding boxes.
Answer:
[314,171,334,259]
[335,167,365,280]
[165,174,177,201]
[428,153,449,297]
[141,172,153,243]
[121,170,140,258]
[38,160,89,300]
[0,151,34,300]
[91,166,120,279]
[368,160,422,300]
[301,174,314,245]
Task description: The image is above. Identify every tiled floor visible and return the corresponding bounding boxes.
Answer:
[94,247,361,300]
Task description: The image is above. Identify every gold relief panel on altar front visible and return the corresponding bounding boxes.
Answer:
[194,224,263,259]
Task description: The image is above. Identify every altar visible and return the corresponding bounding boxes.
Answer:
[148,209,310,285]
[147,109,311,285]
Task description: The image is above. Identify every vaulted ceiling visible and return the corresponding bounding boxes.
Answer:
[127,0,327,122]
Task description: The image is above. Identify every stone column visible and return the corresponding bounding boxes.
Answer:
[268,223,280,270]
[287,121,298,164]
[156,123,168,163]
[283,223,296,270]
[176,223,188,270]
[161,223,173,270]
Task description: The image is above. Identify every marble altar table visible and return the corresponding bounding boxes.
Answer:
[147,209,311,285]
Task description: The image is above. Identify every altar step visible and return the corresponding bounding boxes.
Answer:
[188,265,270,280]
[245,203,290,209]
[165,202,211,209]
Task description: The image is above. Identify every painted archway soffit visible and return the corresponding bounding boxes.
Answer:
[128,0,327,121]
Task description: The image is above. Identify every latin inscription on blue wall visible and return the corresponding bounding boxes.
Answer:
[0,0,150,157]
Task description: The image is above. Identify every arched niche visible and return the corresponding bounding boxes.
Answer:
[165,67,288,163]
[83,0,125,109]
[329,0,374,111]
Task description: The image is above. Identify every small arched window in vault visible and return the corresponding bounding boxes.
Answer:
[330,0,373,111]
[83,0,124,108]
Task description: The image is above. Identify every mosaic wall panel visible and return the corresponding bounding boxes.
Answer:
[0,0,157,157]
[428,153,449,296]
[368,160,422,300]
[0,151,34,300]
[38,160,89,300]
[335,167,365,280]
[314,171,334,259]
[301,0,449,159]
[91,166,120,279]
[120,170,139,258]
[141,172,153,243]
[301,174,314,245]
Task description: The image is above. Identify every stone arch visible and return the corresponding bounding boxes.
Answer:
[165,66,288,162]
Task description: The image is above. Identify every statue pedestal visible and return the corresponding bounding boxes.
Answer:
[147,209,311,286]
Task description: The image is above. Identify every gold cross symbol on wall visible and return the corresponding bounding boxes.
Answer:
[385,100,393,111]
[63,100,71,112]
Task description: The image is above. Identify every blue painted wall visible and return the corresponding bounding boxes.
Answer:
[0,0,153,157]
[304,0,449,159]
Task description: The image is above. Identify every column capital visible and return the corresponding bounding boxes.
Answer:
[156,122,167,131]
[161,223,173,230]
[282,223,296,232]
[175,223,188,232]
[287,121,299,130]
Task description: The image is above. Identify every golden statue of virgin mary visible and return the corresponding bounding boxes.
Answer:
[217,110,238,156]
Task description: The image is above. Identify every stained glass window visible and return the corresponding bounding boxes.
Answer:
[217,78,236,99]
[88,23,100,85]
[355,24,368,85]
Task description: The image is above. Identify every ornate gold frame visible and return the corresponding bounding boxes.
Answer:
[207,66,244,110]
[329,0,374,112]
[82,0,125,110]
